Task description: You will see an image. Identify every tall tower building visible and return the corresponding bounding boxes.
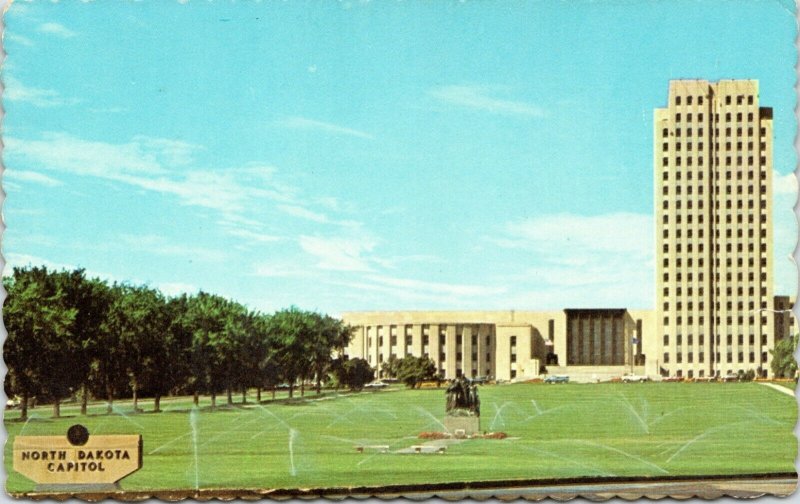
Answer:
[655,79,774,379]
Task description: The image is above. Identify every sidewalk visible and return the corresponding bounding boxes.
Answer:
[758,382,796,398]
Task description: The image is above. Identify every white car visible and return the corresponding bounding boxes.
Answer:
[722,373,739,382]
[364,381,388,389]
[622,374,650,383]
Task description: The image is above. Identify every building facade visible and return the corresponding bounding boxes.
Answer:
[340,79,793,382]
[341,309,657,382]
[655,80,776,379]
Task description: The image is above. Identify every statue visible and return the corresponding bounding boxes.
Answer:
[444,376,480,416]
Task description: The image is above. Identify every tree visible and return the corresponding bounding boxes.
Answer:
[4,267,78,419]
[308,313,354,394]
[154,295,194,412]
[269,307,314,398]
[182,292,239,409]
[395,356,437,389]
[341,358,375,391]
[53,270,114,416]
[770,334,798,378]
[380,355,401,379]
[87,284,132,414]
[105,285,180,412]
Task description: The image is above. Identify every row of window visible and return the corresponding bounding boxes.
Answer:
[663,170,767,183]
[674,94,755,106]
[662,286,768,298]
[664,256,766,269]
[663,214,766,228]
[663,126,766,139]
[662,228,767,239]
[662,242,768,254]
[673,111,758,124]
[369,351,492,365]
[663,154,768,168]
[662,199,768,211]
[663,351,767,364]
[663,271,768,282]
[664,316,769,326]
[664,334,770,346]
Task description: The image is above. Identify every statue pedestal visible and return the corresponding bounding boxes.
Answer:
[444,415,480,436]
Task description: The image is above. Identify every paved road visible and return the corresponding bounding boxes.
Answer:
[359,477,798,500]
[759,382,796,397]
[17,475,797,500]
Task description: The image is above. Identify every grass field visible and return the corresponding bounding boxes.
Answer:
[4,382,796,493]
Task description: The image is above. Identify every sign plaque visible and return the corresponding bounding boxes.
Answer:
[13,425,142,491]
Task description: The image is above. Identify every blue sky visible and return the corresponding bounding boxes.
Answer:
[2,0,797,315]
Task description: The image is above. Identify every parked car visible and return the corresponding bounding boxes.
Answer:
[661,376,683,382]
[722,372,739,382]
[5,397,20,409]
[364,381,388,389]
[544,375,569,384]
[622,374,650,383]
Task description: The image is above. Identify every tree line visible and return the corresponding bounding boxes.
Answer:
[4,266,377,420]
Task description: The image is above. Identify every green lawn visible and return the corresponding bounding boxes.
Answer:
[4,382,796,493]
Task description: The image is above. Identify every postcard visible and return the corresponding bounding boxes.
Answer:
[2,0,798,500]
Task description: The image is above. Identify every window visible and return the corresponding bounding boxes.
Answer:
[663,334,669,345]
[663,352,670,364]
[748,95,754,105]
[676,96,682,106]
[687,96,693,105]
[662,128,668,137]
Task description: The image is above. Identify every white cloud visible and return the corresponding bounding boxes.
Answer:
[277,204,330,223]
[6,33,33,46]
[37,22,77,38]
[5,134,296,217]
[3,253,73,275]
[224,228,282,244]
[491,212,654,307]
[3,76,78,107]
[278,116,374,140]
[773,170,798,196]
[429,85,545,117]
[498,212,652,255]
[5,133,168,176]
[119,234,226,263]
[253,262,314,278]
[364,274,505,297]
[157,282,198,296]
[2,253,118,283]
[298,235,375,272]
[4,170,62,187]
